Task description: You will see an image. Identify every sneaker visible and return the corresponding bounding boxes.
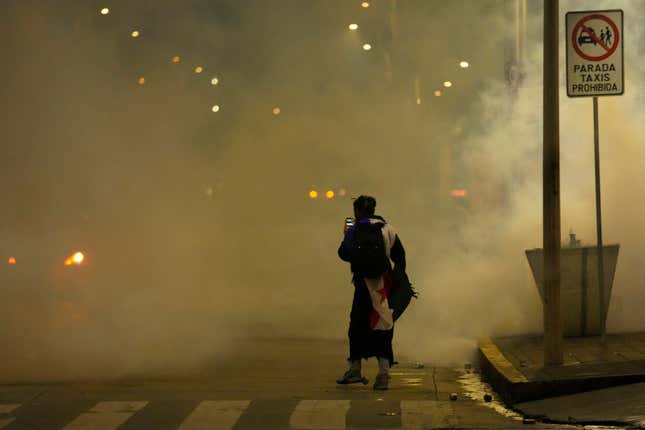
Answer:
[373,373,389,390]
[336,368,365,385]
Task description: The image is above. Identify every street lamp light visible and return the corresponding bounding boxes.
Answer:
[100,7,110,15]
[348,23,358,31]
[362,43,372,51]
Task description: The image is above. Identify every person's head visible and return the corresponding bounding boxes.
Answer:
[353,195,376,219]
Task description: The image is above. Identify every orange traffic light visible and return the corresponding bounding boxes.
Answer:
[325,190,335,199]
[8,256,16,264]
[309,190,319,199]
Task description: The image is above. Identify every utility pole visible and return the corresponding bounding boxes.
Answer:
[543,0,563,366]
[515,0,527,68]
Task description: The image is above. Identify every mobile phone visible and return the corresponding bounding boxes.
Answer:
[345,217,354,227]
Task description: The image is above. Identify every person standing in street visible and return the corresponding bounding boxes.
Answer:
[336,195,406,390]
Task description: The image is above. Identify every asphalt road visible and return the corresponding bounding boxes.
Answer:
[0,338,621,429]
[516,381,645,427]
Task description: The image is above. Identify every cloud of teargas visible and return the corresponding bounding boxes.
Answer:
[1,0,644,380]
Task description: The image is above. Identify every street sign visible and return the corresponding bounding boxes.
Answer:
[566,10,623,97]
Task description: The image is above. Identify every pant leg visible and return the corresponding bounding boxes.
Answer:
[348,279,372,361]
[370,327,394,366]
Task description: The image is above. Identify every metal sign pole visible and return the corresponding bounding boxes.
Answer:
[593,96,606,342]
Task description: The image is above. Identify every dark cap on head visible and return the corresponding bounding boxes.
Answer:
[353,195,376,218]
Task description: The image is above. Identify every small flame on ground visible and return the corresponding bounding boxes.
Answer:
[65,252,85,266]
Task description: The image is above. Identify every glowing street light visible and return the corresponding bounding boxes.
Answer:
[272,107,281,115]
[348,23,359,31]
[172,56,181,64]
[416,98,422,105]
[211,105,220,113]
[362,43,372,51]
[361,2,370,8]
[434,90,442,97]
[131,30,140,38]
[8,256,16,265]
[137,77,146,85]
[100,7,110,15]
[195,66,204,74]
[325,190,335,199]
[443,81,453,88]
[460,60,470,68]
[211,77,219,85]
[309,190,319,199]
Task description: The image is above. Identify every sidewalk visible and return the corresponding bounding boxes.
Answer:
[479,332,645,404]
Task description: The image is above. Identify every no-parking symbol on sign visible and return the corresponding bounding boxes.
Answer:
[566,10,623,97]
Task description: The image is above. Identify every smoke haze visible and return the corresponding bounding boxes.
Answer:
[1,0,644,381]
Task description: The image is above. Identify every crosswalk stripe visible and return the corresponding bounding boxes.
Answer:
[0,399,467,429]
[400,400,454,430]
[290,400,351,430]
[0,418,14,430]
[62,401,148,430]
[0,405,20,414]
[0,404,21,430]
[178,400,251,430]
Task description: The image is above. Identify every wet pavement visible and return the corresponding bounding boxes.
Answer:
[0,338,627,429]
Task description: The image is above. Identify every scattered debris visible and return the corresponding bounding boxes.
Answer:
[457,368,523,420]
